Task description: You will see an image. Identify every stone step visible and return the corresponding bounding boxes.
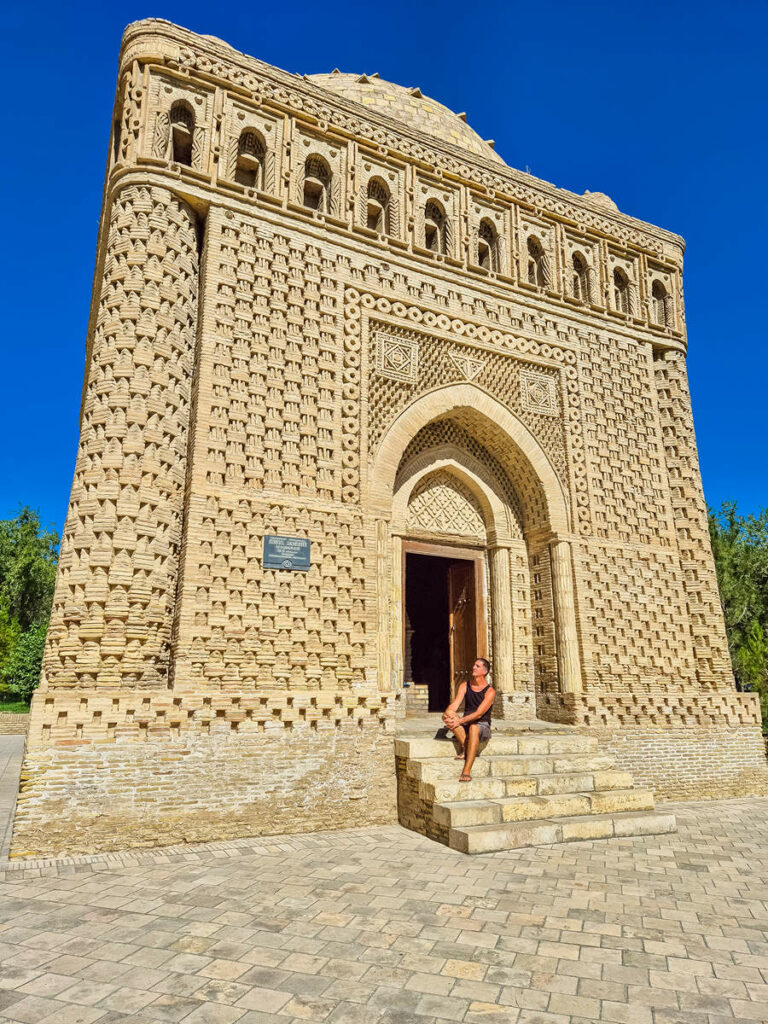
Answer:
[433,788,655,828]
[395,733,597,761]
[422,776,508,803]
[448,810,677,854]
[407,752,616,784]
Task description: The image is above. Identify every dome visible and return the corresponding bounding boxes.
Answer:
[308,72,504,164]
[582,190,618,212]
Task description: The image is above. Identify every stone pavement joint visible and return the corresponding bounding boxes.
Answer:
[0,797,767,1023]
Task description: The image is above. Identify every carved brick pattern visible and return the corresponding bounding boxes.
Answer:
[28,690,400,746]
[407,470,486,539]
[205,217,351,502]
[654,352,733,686]
[375,330,419,383]
[43,185,198,690]
[530,545,557,695]
[169,39,678,260]
[398,419,526,537]
[539,690,762,729]
[365,316,569,487]
[582,335,673,547]
[174,496,371,691]
[521,369,558,417]
[574,541,696,690]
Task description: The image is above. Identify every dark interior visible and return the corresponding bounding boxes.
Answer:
[405,553,454,712]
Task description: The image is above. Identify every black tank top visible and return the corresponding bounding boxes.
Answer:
[464,683,492,724]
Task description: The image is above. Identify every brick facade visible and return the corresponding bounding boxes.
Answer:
[11,20,766,857]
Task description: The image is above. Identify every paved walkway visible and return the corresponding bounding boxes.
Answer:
[0,736,24,863]
[1,796,768,1023]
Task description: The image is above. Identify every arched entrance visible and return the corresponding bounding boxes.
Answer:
[369,384,582,713]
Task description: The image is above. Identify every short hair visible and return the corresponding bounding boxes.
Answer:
[477,657,490,674]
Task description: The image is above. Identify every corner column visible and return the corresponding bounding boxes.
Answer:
[550,540,583,693]
[389,534,404,690]
[488,544,515,692]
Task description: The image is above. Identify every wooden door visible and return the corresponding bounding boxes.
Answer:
[448,560,476,699]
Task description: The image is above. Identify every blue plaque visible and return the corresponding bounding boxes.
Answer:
[263,535,311,571]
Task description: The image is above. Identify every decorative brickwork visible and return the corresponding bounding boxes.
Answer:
[12,20,766,858]
[539,690,762,729]
[43,185,198,693]
[407,470,486,540]
[654,350,733,686]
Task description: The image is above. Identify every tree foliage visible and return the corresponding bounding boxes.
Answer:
[709,502,768,729]
[0,508,59,705]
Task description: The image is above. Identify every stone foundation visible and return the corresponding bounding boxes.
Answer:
[0,714,28,736]
[582,725,768,802]
[12,717,398,859]
[537,690,768,800]
[395,755,449,845]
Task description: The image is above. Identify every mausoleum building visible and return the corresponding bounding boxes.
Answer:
[11,20,767,856]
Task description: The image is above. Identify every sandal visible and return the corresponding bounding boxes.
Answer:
[459,773,472,782]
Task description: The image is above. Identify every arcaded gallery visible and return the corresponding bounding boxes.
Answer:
[12,20,767,858]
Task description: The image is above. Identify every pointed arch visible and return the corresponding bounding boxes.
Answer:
[369,383,569,536]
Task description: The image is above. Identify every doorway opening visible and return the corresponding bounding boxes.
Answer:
[404,549,485,712]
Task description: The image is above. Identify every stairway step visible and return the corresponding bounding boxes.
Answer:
[432,799,502,828]
[534,770,635,794]
[517,734,598,755]
[407,752,617,785]
[433,789,654,828]
[407,757,491,782]
[395,733,597,761]
[591,770,635,791]
[448,810,677,854]
[487,754,616,777]
[501,788,655,821]
[423,776,507,803]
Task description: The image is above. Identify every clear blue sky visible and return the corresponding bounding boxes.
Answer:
[1,0,765,536]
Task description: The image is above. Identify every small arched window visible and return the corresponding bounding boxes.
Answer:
[478,219,499,272]
[366,177,391,233]
[424,200,446,254]
[651,280,670,327]
[572,253,590,303]
[527,236,547,287]
[613,268,630,313]
[235,130,265,188]
[170,102,194,166]
[303,156,331,212]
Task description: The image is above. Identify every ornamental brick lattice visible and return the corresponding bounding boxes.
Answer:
[11,20,766,858]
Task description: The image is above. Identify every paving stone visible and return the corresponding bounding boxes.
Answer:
[181,1004,247,1024]
[0,800,767,1024]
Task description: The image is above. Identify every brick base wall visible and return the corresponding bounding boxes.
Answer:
[11,718,398,859]
[581,725,768,801]
[395,756,449,845]
[0,714,28,736]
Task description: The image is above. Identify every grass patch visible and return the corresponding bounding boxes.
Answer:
[0,701,30,715]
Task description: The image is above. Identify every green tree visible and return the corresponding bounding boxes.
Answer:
[709,502,768,730]
[0,507,59,630]
[2,621,49,703]
[0,508,59,705]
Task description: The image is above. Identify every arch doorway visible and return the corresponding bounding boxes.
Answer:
[370,385,583,710]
